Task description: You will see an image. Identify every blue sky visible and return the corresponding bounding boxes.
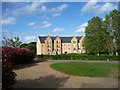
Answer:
[1,1,118,43]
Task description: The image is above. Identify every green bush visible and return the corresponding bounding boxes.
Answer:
[36,54,120,61]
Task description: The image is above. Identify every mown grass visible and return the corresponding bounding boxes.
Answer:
[36,54,120,61]
[50,62,119,78]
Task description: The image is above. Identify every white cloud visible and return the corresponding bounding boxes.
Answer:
[1,17,16,25]
[29,21,52,29]
[39,5,48,13]
[53,28,64,32]
[42,21,52,28]
[3,0,48,2]
[24,36,37,43]
[3,3,68,19]
[2,30,18,35]
[75,23,88,33]
[28,22,35,26]
[52,13,61,17]
[42,21,48,24]
[80,0,99,13]
[25,2,41,14]
[11,2,45,15]
[80,1,117,14]
[51,4,68,17]
[25,2,48,14]
[96,2,117,14]
[55,4,68,12]
[33,26,42,29]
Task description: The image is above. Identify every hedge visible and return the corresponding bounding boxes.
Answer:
[2,59,16,88]
[36,54,120,61]
[2,46,35,65]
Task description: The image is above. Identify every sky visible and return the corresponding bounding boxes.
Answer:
[1,0,118,44]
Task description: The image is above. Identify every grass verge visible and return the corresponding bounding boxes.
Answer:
[50,62,119,78]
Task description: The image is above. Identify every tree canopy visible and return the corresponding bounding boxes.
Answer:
[2,36,22,48]
[20,42,36,53]
[83,9,120,55]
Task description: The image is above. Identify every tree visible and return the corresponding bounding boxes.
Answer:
[20,42,36,54]
[84,17,106,55]
[2,37,9,46]
[103,9,120,55]
[25,44,36,54]
[20,43,28,48]
[2,37,22,48]
[105,35,117,55]
[110,10,120,55]
[84,9,120,55]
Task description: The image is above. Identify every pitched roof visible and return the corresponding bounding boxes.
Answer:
[77,37,82,42]
[60,37,73,43]
[38,36,46,43]
[38,36,82,43]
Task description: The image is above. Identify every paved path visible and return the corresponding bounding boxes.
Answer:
[48,60,119,64]
[13,60,119,88]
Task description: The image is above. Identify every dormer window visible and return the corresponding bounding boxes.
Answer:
[73,41,76,43]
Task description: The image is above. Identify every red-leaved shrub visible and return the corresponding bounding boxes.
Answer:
[1,46,35,88]
[1,46,35,65]
[2,59,16,88]
[1,47,16,88]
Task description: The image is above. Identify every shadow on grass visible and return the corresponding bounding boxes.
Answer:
[13,75,69,88]
[13,59,47,70]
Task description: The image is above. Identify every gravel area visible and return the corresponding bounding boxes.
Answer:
[13,60,119,88]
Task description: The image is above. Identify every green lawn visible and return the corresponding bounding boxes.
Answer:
[50,62,119,78]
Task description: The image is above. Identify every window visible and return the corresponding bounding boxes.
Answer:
[62,48,64,51]
[57,40,60,44]
[57,48,60,51]
[48,40,51,44]
[57,48,60,54]
[48,52,50,55]
[48,45,50,48]
[63,47,66,50]
[48,49,50,51]
[58,40,60,44]
[74,44,76,47]
[73,41,76,43]
[58,49,60,52]
[74,48,76,50]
